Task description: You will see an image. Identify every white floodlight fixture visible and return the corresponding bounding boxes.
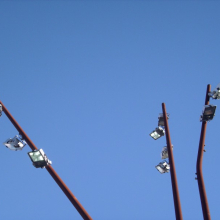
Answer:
[209,83,220,100]
[28,149,52,168]
[150,127,165,140]
[0,104,2,117]
[161,145,173,159]
[200,105,217,122]
[3,135,27,151]
[158,113,169,127]
[155,161,170,174]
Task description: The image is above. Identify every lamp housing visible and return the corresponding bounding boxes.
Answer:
[158,113,169,127]
[161,145,173,159]
[209,83,220,100]
[150,127,165,140]
[28,149,52,168]
[3,135,27,151]
[200,105,217,122]
[155,161,170,174]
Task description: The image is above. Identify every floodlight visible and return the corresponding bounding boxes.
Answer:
[28,149,52,168]
[150,127,165,140]
[158,113,169,127]
[209,83,220,100]
[0,104,2,117]
[3,135,27,151]
[155,161,170,174]
[161,145,173,159]
[200,105,217,122]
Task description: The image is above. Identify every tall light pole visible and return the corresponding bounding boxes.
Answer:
[162,103,183,220]
[0,100,93,220]
[196,84,211,220]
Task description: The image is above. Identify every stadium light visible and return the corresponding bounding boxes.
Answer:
[28,149,52,168]
[3,135,27,151]
[0,100,92,219]
[200,105,216,122]
[149,127,165,140]
[155,160,170,174]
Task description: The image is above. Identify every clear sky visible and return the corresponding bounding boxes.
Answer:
[0,1,220,220]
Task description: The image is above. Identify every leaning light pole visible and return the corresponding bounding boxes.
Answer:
[196,84,211,220]
[162,103,183,220]
[0,100,93,220]
[196,82,220,219]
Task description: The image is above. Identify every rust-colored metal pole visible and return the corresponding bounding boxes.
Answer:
[0,101,93,220]
[162,103,183,220]
[196,84,211,220]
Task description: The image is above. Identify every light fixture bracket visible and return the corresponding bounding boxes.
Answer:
[161,145,173,159]
[209,83,220,100]
[158,113,169,127]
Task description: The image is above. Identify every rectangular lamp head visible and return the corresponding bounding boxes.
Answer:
[28,149,52,168]
[150,127,165,140]
[155,161,170,174]
[3,135,26,151]
[200,105,217,122]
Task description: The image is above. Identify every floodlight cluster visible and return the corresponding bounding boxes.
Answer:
[200,83,220,122]
[1,111,52,168]
[149,113,172,174]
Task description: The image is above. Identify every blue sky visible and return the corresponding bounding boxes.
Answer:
[0,1,220,219]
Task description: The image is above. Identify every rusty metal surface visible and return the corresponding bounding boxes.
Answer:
[162,103,183,220]
[46,165,93,220]
[0,100,92,220]
[196,84,211,220]
[0,101,38,151]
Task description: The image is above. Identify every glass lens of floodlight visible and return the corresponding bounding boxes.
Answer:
[30,151,44,162]
[150,131,160,139]
[6,143,14,149]
[156,166,164,173]
[204,107,215,115]
[4,138,20,150]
